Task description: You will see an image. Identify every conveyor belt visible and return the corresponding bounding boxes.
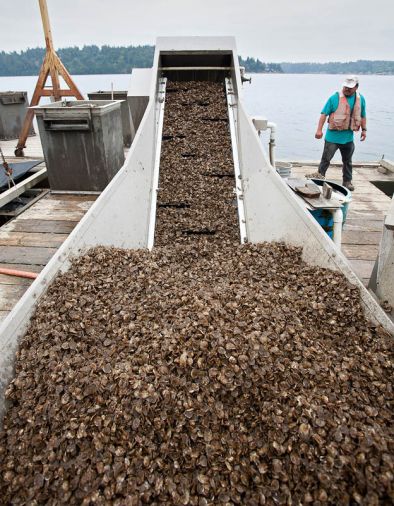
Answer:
[154,80,239,246]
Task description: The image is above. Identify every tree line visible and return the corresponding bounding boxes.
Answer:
[281,60,394,74]
[0,45,281,76]
[1,46,393,76]
[0,46,155,76]
[238,57,283,73]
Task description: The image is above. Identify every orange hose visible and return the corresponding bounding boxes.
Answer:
[0,267,38,280]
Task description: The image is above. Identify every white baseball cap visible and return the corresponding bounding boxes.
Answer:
[342,75,359,88]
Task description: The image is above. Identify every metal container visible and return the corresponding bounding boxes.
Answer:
[0,92,35,140]
[88,91,132,147]
[127,69,152,142]
[33,100,125,192]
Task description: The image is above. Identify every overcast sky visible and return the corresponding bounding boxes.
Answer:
[1,0,393,62]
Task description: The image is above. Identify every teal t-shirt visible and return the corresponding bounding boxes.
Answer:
[321,92,366,144]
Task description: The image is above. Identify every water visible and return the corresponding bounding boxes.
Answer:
[1,73,393,161]
[242,73,394,162]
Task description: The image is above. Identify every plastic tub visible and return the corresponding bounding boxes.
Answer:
[308,179,352,238]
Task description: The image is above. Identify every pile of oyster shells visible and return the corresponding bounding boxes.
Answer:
[155,81,239,245]
[0,243,392,504]
[0,81,392,504]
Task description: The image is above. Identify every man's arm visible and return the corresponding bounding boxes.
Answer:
[316,95,335,139]
[360,117,367,141]
[315,114,327,139]
[360,96,367,141]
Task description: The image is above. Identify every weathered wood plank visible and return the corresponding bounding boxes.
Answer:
[351,193,391,203]
[352,186,384,194]
[0,284,30,310]
[348,259,375,280]
[11,196,95,222]
[0,273,34,286]
[344,220,383,232]
[342,244,379,261]
[2,219,78,234]
[342,230,382,246]
[0,134,44,159]
[45,194,98,202]
[350,201,391,212]
[25,199,94,211]
[0,263,43,273]
[0,231,68,248]
[0,246,57,265]
[17,210,88,221]
[347,210,387,220]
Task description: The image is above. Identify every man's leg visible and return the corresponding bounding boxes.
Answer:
[318,141,338,177]
[339,141,355,183]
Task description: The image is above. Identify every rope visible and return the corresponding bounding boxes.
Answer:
[0,146,16,188]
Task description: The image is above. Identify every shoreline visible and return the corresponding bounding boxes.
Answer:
[2,72,394,77]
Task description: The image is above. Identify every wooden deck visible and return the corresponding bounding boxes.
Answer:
[0,133,44,160]
[0,192,97,324]
[292,163,394,286]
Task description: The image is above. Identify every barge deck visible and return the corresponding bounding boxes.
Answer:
[293,162,394,286]
[0,188,97,324]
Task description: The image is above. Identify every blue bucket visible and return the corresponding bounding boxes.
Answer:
[308,179,352,239]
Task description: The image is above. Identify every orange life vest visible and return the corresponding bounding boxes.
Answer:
[328,92,362,131]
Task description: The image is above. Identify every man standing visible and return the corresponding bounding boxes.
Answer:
[310,76,367,191]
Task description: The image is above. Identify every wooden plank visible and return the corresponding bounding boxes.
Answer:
[342,230,382,246]
[0,263,43,273]
[348,183,381,189]
[355,167,388,176]
[294,161,380,168]
[351,193,391,203]
[17,209,88,221]
[348,259,375,280]
[45,194,98,202]
[344,219,384,232]
[0,273,34,286]
[10,198,95,223]
[21,200,94,212]
[342,244,379,261]
[0,284,30,311]
[350,201,391,212]
[0,189,49,219]
[0,135,44,160]
[347,210,387,220]
[0,246,57,265]
[0,231,67,248]
[3,219,78,234]
[352,186,386,195]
